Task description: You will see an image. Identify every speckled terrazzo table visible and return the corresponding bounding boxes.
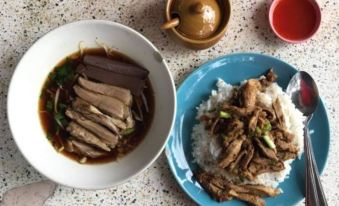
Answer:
[0,0,338,205]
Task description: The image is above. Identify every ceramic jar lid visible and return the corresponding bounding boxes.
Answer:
[161,0,221,39]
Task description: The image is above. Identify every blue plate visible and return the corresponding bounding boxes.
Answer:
[165,53,330,206]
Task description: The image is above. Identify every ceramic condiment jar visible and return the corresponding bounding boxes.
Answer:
[161,0,231,50]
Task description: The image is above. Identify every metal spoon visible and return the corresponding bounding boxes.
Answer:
[286,71,327,206]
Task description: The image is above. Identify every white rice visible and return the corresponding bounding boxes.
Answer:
[191,78,305,188]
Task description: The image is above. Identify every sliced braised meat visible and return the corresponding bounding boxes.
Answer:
[241,184,280,197]
[228,150,246,172]
[272,98,286,129]
[270,129,284,140]
[277,151,298,161]
[241,170,256,181]
[256,102,276,122]
[64,139,75,153]
[73,85,130,120]
[223,134,240,149]
[248,109,260,133]
[270,128,295,143]
[210,117,220,135]
[260,69,277,88]
[78,77,132,106]
[72,98,127,131]
[196,171,279,206]
[223,120,244,147]
[195,171,233,202]
[65,109,118,148]
[240,143,255,170]
[228,190,265,206]
[256,115,267,130]
[223,135,243,149]
[248,156,285,175]
[230,88,242,106]
[228,183,280,197]
[227,181,281,198]
[222,103,253,116]
[76,64,145,96]
[275,139,299,153]
[227,119,244,134]
[266,69,277,83]
[219,138,244,168]
[125,116,135,129]
[254,138,278,161]
[83,55,149,79]
[242,79,262,109]
[70,139,108,158]
[66,122,110,152]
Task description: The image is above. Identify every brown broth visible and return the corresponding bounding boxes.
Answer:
[39,48,155,164]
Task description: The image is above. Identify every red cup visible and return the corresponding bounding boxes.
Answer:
[269,0,321,43]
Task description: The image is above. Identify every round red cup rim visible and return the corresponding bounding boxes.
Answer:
[269,0,322,44]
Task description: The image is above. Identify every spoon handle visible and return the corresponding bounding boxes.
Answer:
[161,18,180,30]
[304,126,328,206]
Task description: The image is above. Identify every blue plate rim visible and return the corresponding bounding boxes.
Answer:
[165,52,330,206]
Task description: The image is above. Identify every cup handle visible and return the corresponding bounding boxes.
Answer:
[161,18,180,30]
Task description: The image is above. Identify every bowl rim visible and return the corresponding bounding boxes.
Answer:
[268,0,322,44]
[7,19,177,189]
[164,0,232,44]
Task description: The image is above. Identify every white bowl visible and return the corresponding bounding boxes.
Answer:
[7,20,176,189]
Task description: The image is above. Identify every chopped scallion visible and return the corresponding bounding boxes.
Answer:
[262,121,272,133]
[46,100,53,112]
[219,111,231,119]
[121,128,135,136]
[263,135,276,149]
[255,127,261,133]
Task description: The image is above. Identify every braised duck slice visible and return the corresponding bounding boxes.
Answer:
[271,128,295,142]
[272,98,286,129]
[254,138,278,161]
[228,190,265,206]
[222,103,254,117]
[196,171,277,206]
[64,139,75,153]
[248,156,285,175]
[76,64,145,96]
[242,79,262,109]
[66,122,110,152]
[72,98,127,131]
[227,183,280,199]
[223,120,244,147]
[83,55,149,79]
[73,85,130,120]
[275,139,299,153]
[228,150,247,172]
[78,77,132,106]
[248,109,260,133]
[195,171,233,202]
[237,185,281,197]
[277,151,298,161]
[219,138,244,168]
[256,102,276,122]
[260,69,278,88]
[240,143,255,170]
[69,139,108,158]
[65,109,118,148]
